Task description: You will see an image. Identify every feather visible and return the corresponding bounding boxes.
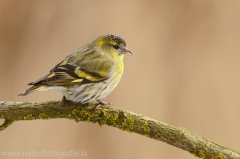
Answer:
[18,85,47,96]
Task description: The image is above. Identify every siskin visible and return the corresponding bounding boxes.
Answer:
[19,34,132,104]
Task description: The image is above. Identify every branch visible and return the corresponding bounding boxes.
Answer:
[0,101,239,159]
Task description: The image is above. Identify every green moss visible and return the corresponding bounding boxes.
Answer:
[119,117,134,132]
[24,113,50,120]
[141,121,150,136]
[99,110,119,126]
[191,147,205,158]
[211,153,227,159]
[68,108,120,127]
[38,113,49,120]
[192,144,197,151]
[68,109,99,123]
[23,114,36,120]
[67,108,136,132]
[97,109,111,125]
[197,149,205,158]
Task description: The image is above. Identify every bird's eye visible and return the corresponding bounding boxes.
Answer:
[113,45,120,50]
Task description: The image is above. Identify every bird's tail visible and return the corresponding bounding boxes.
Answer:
[18,85,47,96]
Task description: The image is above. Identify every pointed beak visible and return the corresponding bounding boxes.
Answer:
[122,47,133,56]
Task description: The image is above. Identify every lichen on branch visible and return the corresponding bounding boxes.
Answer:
[0,101,239,159]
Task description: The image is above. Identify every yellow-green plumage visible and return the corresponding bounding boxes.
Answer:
[19,34,132,104]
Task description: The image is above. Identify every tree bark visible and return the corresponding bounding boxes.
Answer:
[0,101,239,159]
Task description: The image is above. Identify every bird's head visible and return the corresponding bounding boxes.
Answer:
[95,34,133,59]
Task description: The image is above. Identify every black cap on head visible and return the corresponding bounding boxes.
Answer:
[106,34,126,46]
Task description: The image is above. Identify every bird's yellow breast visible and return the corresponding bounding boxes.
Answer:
[113,57,124,82]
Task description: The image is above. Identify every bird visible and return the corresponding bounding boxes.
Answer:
[19,34,132,105]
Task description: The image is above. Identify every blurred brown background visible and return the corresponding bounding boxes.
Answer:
[0,0,240,158]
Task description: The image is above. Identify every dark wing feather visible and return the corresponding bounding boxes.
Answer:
[28,62,110,86]
[28,48,112,86]
[28,60,63,85]
[29,63,80,86]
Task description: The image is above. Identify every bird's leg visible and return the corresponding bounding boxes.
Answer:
[97,100,112,105]
[95,100,112,110]
[62,96,67,105]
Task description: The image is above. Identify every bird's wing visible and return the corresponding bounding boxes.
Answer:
[28,58,112,86]
[28,60,63,85]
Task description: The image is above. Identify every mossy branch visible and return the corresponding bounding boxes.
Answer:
[0,101,239,159]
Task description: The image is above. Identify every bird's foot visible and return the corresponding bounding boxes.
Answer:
[95,100,112,111]
[62,96,68,105]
